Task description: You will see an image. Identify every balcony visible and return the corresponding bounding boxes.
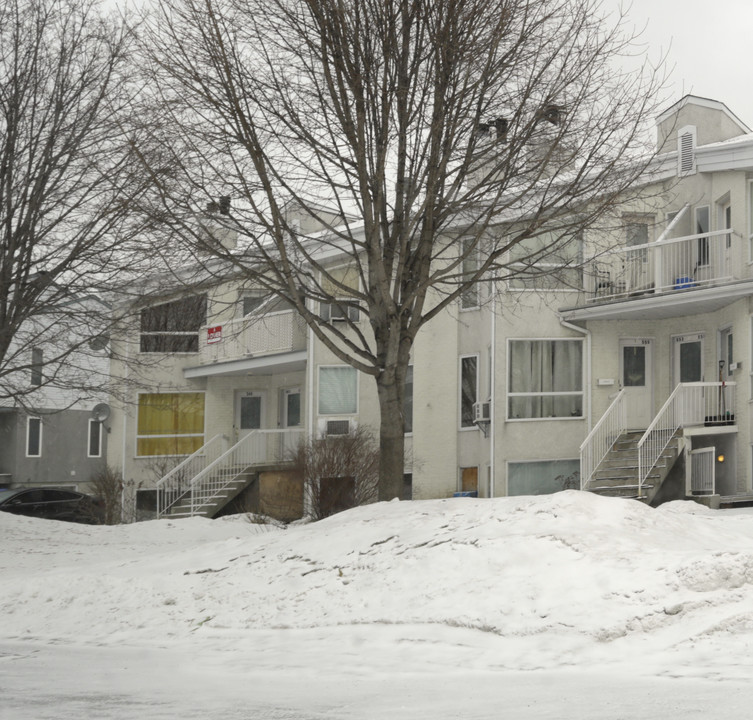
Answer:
[185,310,308,378]
[562,229,753,321]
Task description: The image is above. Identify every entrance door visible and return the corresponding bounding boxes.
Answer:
[235,391,264,440]
[620,338,653,429]
[673,333,704,386]
[280,388,301,455]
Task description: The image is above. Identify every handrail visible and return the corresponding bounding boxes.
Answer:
[156,434,228,517]
[579,389,626,490]
[637,382,735,496]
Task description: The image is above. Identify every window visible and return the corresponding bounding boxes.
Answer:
[243,294,267,316]
[748,181,753,260]
[402,473,413,500]
[508,231,582,290]
[507,459,579,495]
[461,237,480,308]
[140,295,207,353]
[508,339,583,419]
[460,355,478,428]
[136,393,205,456]
[88,419,102,458]
[320,266,360,322]
[695,206,710,266]
[318,366,357,415]
[404,365,413,434]
[26,417,42,457]
[30,348,43,386]
[282,388,301,428]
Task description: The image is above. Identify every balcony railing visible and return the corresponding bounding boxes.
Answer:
[586,229,735,303]
[198,310,307,366]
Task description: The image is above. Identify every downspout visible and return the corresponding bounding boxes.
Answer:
[120,331,130,523]
[559,316,591,433]
[305,310,315,517]
[489,289,496,498]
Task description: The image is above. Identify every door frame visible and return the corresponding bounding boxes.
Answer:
[671,332,705,387]
[234,390,265,439]
[619,337,654,430]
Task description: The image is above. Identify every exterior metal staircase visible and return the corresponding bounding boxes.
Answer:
[155,429,303,518]
[581,382,735,504]
[584,430,681,502]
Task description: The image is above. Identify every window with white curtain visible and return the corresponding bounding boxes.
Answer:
[318,366,358,414]
[460,355,478,427]
[508,339,583,419]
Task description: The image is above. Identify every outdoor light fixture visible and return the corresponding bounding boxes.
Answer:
[717,454,725,463]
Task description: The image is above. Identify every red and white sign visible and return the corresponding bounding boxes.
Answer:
[207,326,222,344]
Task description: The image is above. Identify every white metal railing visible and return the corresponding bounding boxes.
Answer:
[580,389,627,489]
[637,382,735,496]
[156,434,228,517]
[197,310,307,366]
[174,428,304,518]
[587,229,734,303]
[690,447,715,495]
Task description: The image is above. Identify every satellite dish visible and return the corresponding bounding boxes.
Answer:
[91,403,110,423]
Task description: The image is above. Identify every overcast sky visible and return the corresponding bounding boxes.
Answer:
[622,0,753,128]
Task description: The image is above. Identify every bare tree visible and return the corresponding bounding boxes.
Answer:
[289,426,381,520]
[0,0,151,405]
[140,0,666,500]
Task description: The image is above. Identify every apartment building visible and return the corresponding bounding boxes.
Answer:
[107,95,753,519]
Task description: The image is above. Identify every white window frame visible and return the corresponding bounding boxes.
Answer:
[30,347,43,386]
[404,365,413,435]
[26,416,42,458]
[135,390,206,458]
[506,338,585,422]
[506,458,580,495]
[507,232,583,293]
[460,237,481,310]
[318,365,358,416]
[87,418,102,458]
[748,180,753,263]
[459,353,479,430]
[319,265,361,323]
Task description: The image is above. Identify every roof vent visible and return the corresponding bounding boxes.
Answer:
[678,126,697,176]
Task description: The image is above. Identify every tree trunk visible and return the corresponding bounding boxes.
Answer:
[375,367,406,501]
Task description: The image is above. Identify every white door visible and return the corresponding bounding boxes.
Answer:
[280,388,301,455]
[235,390,264,440]
[672,333,704,386]
[620,338,653,429]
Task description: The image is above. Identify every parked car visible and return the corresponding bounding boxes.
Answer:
[0,488,104,524]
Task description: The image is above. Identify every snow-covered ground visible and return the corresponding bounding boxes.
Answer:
[2,491,753,718]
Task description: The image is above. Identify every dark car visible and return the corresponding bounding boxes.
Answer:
[0,487,104,524]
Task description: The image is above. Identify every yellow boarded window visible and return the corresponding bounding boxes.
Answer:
[136,393,205,456]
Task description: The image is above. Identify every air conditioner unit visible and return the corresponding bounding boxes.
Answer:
[317,418,356,437]
[473,401,491,423]
[320,302,360,323]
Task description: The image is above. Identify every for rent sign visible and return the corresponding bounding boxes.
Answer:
[207,326,222,344]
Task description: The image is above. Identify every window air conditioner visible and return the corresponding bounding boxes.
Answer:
[320,302,360,323]
[473,401,491,423]
[317,418,355,437]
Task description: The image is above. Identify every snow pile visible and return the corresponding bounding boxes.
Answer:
[3,490,753,680]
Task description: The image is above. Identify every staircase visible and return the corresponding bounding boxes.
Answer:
[156,429,303,518]
[581,381,736,504]
[584,430,682,503]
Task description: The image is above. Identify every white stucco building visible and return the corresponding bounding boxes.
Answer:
[107,95,753,518]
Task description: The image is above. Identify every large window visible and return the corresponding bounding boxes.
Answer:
[136,393,205,456]
[140,295,207,353]
[318,366,357,415]
[320,266,360,322]
[460,355,478,428]
[26,417,42,457]
[695,206,710,266]
[461,237,480,309]
[508,231,582,291]
[88,419,102,458]
[508,339,583,419]
[30,348,43,386]
[404,365,413,434]
[507,459,580,495]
